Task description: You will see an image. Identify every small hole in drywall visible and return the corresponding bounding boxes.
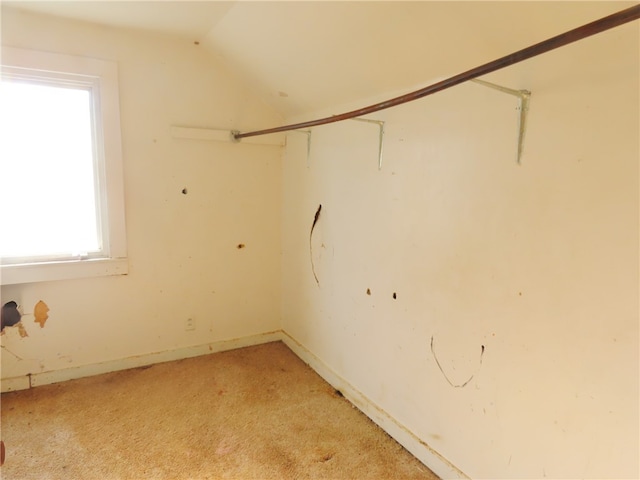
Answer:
[392,292,397,299]
[366,288,371,296]
[181,188,188,195]
[237,243,246,249]
[194,41,200,45]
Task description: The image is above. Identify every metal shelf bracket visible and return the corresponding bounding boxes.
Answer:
[287,130,312,167]
[349,117,386,170]
[471,79,531,164]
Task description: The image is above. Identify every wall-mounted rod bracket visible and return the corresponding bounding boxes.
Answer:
[287,130,312,167]
[233,5,638,141]
[349,117,386,170]
[229,130,242,144]
[471,79,531,164]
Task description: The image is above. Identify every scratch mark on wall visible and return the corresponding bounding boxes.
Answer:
[310,204,322,286]
[1,345,24,360]
[34,301,50,328]
[430,336,485,388]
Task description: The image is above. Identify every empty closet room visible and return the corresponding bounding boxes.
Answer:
[1,2,638,479]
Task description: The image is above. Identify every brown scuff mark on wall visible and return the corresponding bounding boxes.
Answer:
[17,322,29,338]
[34,300,50,328]
[310,204,322,286]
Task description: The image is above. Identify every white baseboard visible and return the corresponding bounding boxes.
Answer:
[1,330,282,392]
[280,331,469,480]
[0,375,31,392]
[1,328,466,479]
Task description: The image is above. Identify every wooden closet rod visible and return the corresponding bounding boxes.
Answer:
[234,4,640,140]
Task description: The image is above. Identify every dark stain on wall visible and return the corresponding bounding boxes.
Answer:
[310,204,322,286]
[1,301,21,331]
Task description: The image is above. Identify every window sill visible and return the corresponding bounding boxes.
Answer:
[1,258,128,285]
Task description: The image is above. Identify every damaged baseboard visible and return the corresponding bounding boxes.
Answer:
[0,330,282,393]
[280,331,469,480]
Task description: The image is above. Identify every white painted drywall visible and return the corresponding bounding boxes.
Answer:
[1,9,283,381]
[281,17,639,480]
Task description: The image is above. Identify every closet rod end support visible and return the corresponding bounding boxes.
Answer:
[230,130,242,143]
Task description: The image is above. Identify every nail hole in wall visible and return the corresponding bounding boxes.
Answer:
[182,188,188,195]
[392,292,397,299]
[237,243,246,249]
[366,288,371,295]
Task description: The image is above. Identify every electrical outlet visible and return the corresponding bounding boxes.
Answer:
[185,317,195,331]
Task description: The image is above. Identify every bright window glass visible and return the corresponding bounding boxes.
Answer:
[0,80,102,260]
[0,47,128,285]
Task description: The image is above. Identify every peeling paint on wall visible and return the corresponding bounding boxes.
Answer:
[34,301,50,328]
[17,323,29,338]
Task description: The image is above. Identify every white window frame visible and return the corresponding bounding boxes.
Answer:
[0,46,128,285]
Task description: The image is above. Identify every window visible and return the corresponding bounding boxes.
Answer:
[0,47,127,284]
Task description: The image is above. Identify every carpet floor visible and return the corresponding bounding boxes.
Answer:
[1,341,439,479]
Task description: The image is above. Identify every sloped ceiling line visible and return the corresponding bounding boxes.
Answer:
[234,4,640,141]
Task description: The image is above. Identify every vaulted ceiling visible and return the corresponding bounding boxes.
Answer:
[3,1,636,117]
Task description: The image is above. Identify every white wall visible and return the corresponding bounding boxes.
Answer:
[1,9,283,383]
[281,18,639,480]
[2,5,638,480]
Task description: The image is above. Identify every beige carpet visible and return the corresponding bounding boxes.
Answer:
[1,341,439,479]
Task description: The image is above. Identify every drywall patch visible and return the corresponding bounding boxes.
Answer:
[430,336,485,388]
[34,300,49,328]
